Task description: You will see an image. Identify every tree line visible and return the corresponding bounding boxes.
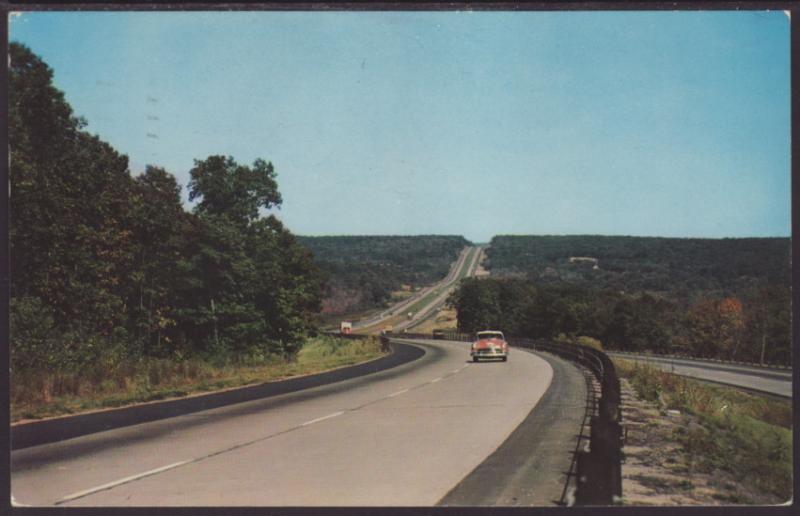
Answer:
[297,235,469,316]
[10,42,324,374]
[450,275,790,365]
[487,235,790,300]
[473,234,791,363]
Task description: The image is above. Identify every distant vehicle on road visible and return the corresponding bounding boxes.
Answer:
[381,325,393,335]
[471,331,508,362]
[340,321,352,335]
[432,329,446,340]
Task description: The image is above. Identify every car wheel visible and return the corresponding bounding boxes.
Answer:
[502,356,507,362]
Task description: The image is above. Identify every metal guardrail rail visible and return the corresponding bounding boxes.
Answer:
[512,337,622,505]
[607,350,791,371]
[388,330,623,506]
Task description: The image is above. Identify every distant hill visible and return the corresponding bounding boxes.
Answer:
[297,235,470,316]
[447,235,790,363]
[486,235,790,300]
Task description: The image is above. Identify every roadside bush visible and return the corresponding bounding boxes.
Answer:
[576,335,603,351]
[298,335,382,364]
[10,296,60,370]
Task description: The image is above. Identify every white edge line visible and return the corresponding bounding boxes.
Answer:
[56,460,189,505]
[388,388,409,398]
[301,411,345,427]
[430,377,442,383]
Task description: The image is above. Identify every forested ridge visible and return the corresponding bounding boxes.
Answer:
[450,235,791,364]
[487,235,790,297]
[10,42,325,387]
[297,235,469,316]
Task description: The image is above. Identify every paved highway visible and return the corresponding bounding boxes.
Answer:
[396,246,483,332]
[11,338,579,507]
[353,245,482,333]
[607,352,792,398]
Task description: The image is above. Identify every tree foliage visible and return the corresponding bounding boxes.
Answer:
[450,278,790,365]
[462,235,790,364]
[486,235,790,300]
[10,43,323,372]
[297,235,470,315]
[188,156,281,226]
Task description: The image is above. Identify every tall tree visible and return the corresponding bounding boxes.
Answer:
[128,166,192,355]
[449,278,502,334]
[188,156,281,226]
[10,42,137,337]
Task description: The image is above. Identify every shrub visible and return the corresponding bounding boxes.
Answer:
[10,296,60,370]
[576,335,603,351]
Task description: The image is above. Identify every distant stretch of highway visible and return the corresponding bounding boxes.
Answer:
[353,245,484,333]
[11,338,585,507]
[607,352,792,398]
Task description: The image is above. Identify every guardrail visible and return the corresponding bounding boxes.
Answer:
[386,330,622,506]
[512,337,621,505]
[607,350,791,371]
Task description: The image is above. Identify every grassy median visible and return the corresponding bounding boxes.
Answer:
[12,335,386,423]
[614,359,792,503]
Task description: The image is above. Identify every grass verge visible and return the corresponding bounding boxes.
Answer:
[614,359,792,503]
[12,335,386,423]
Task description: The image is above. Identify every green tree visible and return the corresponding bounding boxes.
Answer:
[181,156,323,358]
[250,216,325,356]
[128,166,193,356]
[742,286,791,365]
[188,155,281,226]
[602,295,671,353]
[450,278,503,334]
[10,43,325,373]
[10,42,137,340]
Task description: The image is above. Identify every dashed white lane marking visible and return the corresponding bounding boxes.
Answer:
[54,359,474,504]
[55,461,189,505]
[301,411,345,427]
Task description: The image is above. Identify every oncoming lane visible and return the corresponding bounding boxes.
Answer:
[607,352,791,398]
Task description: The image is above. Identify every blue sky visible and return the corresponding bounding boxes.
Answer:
[9,11,790,243]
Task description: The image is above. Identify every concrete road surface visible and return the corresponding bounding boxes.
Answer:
[354,245,482,333]
[13,338,557,506]
[399,245,484,332]
[608,353,792,398]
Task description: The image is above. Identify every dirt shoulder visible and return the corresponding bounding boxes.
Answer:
[620,378,787,506]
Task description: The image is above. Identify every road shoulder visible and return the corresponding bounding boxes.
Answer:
[438,350,587,506]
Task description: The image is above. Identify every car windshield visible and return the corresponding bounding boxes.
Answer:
[477,332,503,340]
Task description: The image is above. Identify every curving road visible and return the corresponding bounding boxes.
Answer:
[607,352,792,398]
[11,338,582,507]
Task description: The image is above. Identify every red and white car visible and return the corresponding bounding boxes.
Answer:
[470,331,508,362]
